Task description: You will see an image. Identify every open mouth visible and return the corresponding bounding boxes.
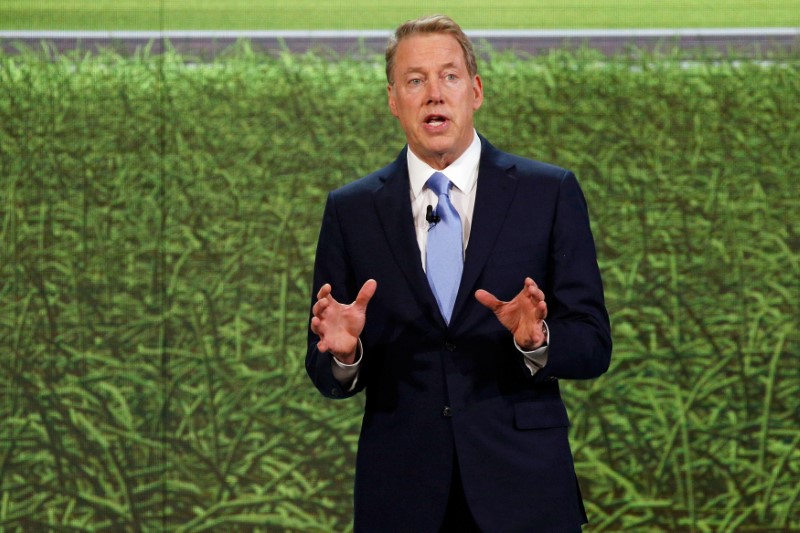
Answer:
[424,114,448,128]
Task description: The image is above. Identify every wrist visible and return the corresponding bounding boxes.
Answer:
[518,321,548,351]
[331,338,362,366]
[332,352,356,365]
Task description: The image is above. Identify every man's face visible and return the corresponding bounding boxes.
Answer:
[387,33,483,170]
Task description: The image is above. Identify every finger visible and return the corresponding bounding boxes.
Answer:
[316,283,332,301]
[354,279,378,309]
[310,316,321,335]
[312,297,330,318]
[526,284,545,302]
[475,289,502,310]
[524,277,545,302]
[536,299,548,320]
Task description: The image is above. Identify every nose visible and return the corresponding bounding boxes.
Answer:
[425,78,443,104]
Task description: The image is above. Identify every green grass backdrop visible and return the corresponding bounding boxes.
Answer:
[1,44,798,531]
[1,1,800,531]
[2,0,800,29]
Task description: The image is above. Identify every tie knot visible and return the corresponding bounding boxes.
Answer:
[426,172,451,197]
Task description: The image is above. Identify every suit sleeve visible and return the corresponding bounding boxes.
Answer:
[305,192,366,399]
[533,170,612,383]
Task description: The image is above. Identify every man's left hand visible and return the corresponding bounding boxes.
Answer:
[475,277,548,351]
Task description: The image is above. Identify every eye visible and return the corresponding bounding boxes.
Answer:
[444,73,458,81]
[408,78,422,86]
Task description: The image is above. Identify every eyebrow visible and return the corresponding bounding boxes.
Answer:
[401,62,461,75]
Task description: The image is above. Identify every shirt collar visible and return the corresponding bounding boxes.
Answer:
[408,130,481,198]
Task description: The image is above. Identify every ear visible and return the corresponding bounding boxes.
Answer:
[387,83,400,118]
[472,74,484,111]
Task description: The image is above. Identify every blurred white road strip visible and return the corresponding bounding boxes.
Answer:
[1,28,798,39]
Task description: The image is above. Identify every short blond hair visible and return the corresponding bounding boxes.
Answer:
[385,14,478,84]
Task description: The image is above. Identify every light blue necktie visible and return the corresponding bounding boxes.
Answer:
[425,172,463,324]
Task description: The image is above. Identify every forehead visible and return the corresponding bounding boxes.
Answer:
[393,33,467,72]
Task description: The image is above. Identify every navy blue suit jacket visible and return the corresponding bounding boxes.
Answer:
[306,136,611,532]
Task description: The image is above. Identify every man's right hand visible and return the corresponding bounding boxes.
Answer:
[310,279,377,365]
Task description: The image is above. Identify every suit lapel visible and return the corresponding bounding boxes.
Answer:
[372,149,444,324]
[451,139,519,324]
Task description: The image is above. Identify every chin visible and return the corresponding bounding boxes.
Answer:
[422,140,455,155]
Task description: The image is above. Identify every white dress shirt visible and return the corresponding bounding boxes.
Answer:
[332,131,549,387]
[409,131,480,271]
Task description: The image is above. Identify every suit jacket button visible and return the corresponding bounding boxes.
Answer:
[444,342,456,352]
[331,388,342,397]
[442,406,452,417]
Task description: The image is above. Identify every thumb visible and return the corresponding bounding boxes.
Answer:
[474,289,501,311]
[354,279,378,309]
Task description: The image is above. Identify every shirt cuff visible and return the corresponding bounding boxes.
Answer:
[514,321,549,376]
[330,338,363,391]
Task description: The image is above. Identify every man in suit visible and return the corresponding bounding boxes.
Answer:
[306,14,611,532]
